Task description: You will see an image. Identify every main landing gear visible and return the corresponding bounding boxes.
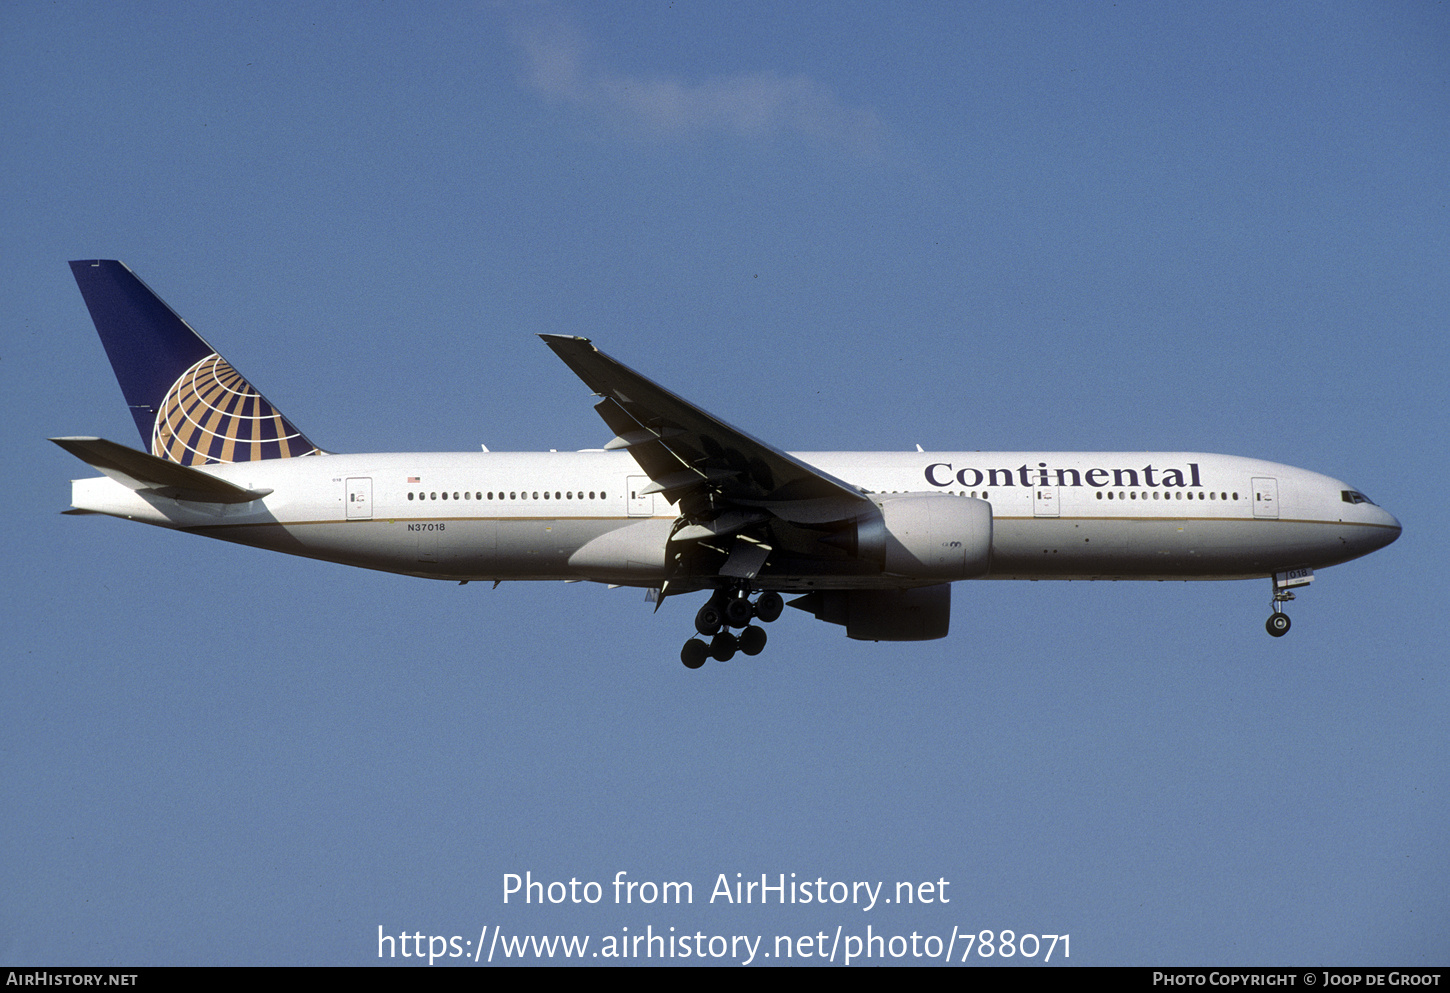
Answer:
[680,589,785,668]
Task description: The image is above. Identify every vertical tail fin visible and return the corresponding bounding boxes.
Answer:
[69,260,322,465]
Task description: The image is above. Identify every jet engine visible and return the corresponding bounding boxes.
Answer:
[846,493,993,581]
[789,584,953,641]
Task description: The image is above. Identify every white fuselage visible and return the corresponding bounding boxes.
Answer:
[67,449,1402,589]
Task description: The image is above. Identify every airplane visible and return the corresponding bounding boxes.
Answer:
[54,260,1402,668]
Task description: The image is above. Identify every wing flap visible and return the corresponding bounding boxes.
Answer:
[719,537,772,580]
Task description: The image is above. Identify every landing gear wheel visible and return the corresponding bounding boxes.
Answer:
[1266,612,1291,637]
[694,601,723,636]
[710,631,739,662]
[681,639,708,668]
[755,591,784,623]
[739,625,767,656]
[724,596,754,629]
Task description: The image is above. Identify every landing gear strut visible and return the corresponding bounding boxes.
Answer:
[1265,584,1296,637]
[681,588,782,668]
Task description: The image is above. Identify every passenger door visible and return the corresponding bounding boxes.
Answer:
[346,478,373,520]
[1252,477,1278,519]
[627,475,654,517]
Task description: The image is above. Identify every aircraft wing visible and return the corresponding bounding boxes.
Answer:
[540,335,873,527]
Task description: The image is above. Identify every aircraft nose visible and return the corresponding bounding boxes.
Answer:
[1375,507,1402,547]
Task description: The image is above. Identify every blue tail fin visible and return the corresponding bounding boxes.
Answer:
[69,260,322,465]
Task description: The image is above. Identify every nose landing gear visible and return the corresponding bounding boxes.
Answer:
[680,589,785,667]
[1264,570,1311,638]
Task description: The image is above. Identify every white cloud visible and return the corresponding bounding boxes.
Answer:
[513,20,886,154]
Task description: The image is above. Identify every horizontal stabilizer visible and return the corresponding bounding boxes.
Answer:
[50,436,272,504]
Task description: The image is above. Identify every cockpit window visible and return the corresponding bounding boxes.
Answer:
[1341,490,1377,506]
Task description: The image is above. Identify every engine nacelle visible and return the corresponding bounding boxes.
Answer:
[853,493,993,580]
[789,584,952,641]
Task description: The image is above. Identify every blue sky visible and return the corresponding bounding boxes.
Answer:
[3,1,1446,966]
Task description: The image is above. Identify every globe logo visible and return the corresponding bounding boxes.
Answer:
[151,353,318,464]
